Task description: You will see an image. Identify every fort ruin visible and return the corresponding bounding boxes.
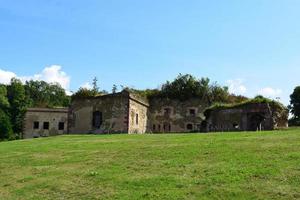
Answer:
[23,90,289,138]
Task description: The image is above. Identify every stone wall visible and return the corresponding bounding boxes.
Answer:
[205,103,287,132]
[148,98,207,133]
[128,98,149,134]
[23,108,68,139]
[68,92,129,134]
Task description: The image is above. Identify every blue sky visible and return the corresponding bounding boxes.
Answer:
[0,0,300,105]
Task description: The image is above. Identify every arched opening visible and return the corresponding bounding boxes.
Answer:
[92,111,103,129]
[248,113,265,131]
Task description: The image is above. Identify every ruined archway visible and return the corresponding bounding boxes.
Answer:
[247,113,265,131]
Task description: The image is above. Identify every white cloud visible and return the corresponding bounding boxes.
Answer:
[80,82,92,89]
[0,69,17,84]
[226,79,247,95]
[258,87,282,97]
[0,65,71,91]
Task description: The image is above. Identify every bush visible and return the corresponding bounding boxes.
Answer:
[0,109,13,140]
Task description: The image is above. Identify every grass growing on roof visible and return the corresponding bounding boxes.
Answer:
[205,95,287,113]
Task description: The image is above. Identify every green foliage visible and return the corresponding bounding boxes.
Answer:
[7,78,27,135]
[71,87,97,101]
[24,80,70,107]
[159,74,213,100]
[0,109,13,140]
[289,86,300,124]
[226,94,249,104]
[123,74,249,107]
[204,95,286,118]
[0,84,10,111]
[128,74,230,105]
[288,118,300,126]
[71,78,109,101]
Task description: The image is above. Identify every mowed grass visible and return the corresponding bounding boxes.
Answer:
[0,129,299,200]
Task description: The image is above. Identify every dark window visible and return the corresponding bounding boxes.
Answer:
[43,122,49,130]
[163,123,171,132]
[92,111,102,129]
[58,122,65,130]
[186,124,193,130]
[164,108,171,115]
[136,114,139,125]
[158,124,161,131]
[33,121,39,129]
[153,124,156,131]
[189,109,196,116]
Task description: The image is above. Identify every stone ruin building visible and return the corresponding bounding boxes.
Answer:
[204,102,288,132]
[23,90,289,139]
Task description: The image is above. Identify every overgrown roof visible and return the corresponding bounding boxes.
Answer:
[204,96,287,114]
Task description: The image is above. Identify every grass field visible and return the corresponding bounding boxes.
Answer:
[0,129,299,200]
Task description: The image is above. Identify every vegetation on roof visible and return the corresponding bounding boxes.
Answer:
[205,95,287,114]
[124,74,248,105]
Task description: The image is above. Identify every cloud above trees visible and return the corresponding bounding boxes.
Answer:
[0,65,70,91]
[226,79,247,95]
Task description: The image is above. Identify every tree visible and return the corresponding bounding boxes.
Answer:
[158,74,230,104]
[0,109,13,140]
[71,87,96,101]
[92,77,99,95]
[7,78,27,136]
[112,84,118,93]
[24,80,70,107]
[208,83,229,104]
[289,86,300,125]
[0,84,10,111]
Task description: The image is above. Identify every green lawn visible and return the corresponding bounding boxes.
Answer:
[0,129,299,200]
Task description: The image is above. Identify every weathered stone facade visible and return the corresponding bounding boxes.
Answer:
[148,98,208,133]
[68,90,149,134]
[23,91,289,138]
[23,108,68,139]
[204,103,289,132]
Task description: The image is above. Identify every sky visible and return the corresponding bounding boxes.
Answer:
[0,0,300,105]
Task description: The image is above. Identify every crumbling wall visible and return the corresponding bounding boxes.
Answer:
[68,92,129,134]
[205,103,286,132]
[148,98,207,133]
[206,109,244,132]
[23,108,68,139]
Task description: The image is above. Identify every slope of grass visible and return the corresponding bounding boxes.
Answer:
[0,129,299,200]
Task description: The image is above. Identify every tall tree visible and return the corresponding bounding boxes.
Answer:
[0,84,10,111]
[289,86,300,124]
[112,84,118,93]
[92,77,99,95]
[7,78,27,136]
[0,109,13,140]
